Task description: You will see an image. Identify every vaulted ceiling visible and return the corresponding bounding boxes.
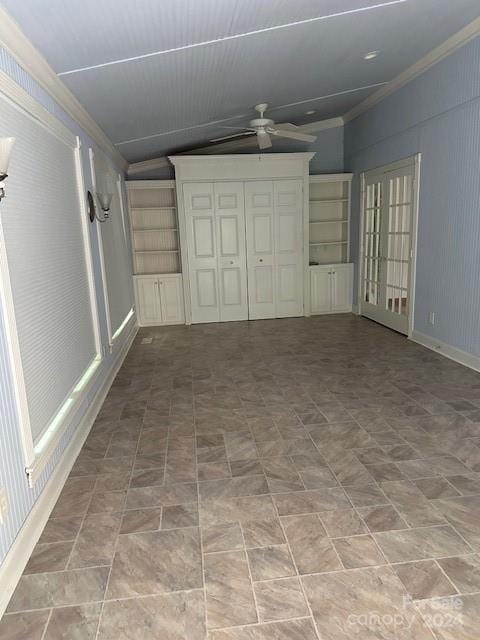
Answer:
[3,0,479,163]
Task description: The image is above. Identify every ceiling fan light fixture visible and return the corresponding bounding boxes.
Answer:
[209,103,317,150]
[364,50,379,60]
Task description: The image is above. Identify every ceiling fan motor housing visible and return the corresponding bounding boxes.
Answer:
[249,118,275,129]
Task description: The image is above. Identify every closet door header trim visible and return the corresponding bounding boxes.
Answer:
[169,153,315,182]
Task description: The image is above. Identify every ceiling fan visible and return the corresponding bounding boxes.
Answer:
[210,103,317,150]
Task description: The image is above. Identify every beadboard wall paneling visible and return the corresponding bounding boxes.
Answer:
[0,46,134,565]
[345,36,480,356]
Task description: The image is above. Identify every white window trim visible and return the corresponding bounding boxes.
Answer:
[0,71,103,486]
[89,147,133,347]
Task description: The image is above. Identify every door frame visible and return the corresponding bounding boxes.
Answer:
[358,153,421,337]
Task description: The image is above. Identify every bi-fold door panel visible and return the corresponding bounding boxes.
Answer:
[215,183,248,322]
[245,181,276,319]
[184,182,218,323]
[274,180,303,318]
[184,182,248,323]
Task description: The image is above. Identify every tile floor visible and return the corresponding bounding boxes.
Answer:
[2,315,480,639]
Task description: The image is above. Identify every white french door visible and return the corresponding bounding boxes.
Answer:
[361,157,419,335]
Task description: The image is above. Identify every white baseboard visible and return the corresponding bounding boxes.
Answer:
[410,330,480,373]
[0,324,138,617]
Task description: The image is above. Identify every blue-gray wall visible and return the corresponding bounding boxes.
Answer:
[127,125,345,180]
[345,36,480,356]
[0,48,133,565]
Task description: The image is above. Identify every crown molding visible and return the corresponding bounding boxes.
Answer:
[0,70,76,149]
[169,152,316,166]
[127,156,172,175]
[0,7,128,171]
[127,116,343,176]
[343,17,480,123]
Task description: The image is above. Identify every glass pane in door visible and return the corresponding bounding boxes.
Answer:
[385,174,412,317]
[363,181,382,306]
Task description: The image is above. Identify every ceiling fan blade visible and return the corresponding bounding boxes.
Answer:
[210,131,254,143]
[257,131,272,150]
[271,129,317,143]
[274,122,298,131]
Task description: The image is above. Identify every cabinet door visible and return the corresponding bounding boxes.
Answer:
[215,183,248,322]
[331,265,353,312]
[245,181,276,319]
[159,276,185,324]
[183,183,219,323]
[310,268,331,314]
[135,277,162,325]
[274,180,303,318]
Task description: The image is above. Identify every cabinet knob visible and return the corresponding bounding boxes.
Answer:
[230,260,234,265]
[259,258,263,263]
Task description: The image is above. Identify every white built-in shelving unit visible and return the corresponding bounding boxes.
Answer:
[309,174,352,266]
[126,180,184,326]
[127,180,181,275]
[308,174,353,315]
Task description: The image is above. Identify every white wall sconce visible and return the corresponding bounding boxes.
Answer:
[0,137,16,202]
[95,191,113,221]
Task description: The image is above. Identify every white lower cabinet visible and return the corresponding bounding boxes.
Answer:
[134,274,185,326]
[310,264,353,314]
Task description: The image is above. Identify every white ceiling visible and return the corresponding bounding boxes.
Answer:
[3,0,479,162]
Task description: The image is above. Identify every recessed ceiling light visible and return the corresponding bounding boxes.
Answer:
[305,110,316,115]
[364,50,379,60]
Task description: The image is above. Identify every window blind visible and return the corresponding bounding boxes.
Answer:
[0,95,98,444]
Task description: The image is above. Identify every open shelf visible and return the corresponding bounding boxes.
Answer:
[308,175,352,265]
[127,181,181,274]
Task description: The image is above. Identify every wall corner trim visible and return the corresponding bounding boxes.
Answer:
[343,17,480,123]
[0,7,128,171]
[0,324,138,618]
[410,330,480,374]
